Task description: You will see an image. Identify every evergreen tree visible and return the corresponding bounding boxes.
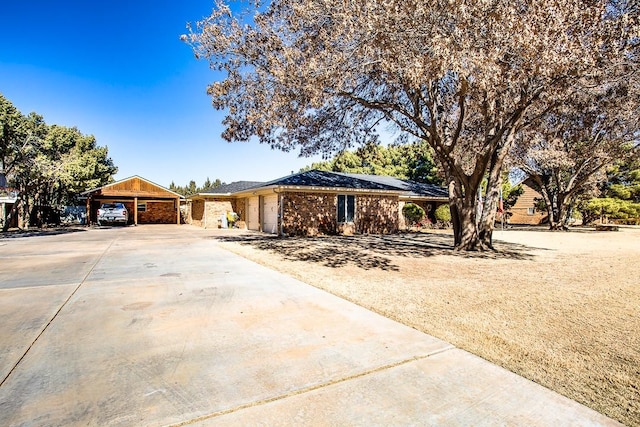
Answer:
[303,142,441,184]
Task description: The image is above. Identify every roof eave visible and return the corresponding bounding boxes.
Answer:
[275,185,404,195]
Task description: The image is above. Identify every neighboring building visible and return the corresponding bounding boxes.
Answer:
[1,191,18,229]
[81,176,184,225]
[1,171,18,228]
[508,178,548,225]
[186,170,448,236]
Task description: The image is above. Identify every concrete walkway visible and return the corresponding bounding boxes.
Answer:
[0,225,621,426]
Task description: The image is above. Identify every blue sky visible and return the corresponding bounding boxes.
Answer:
[0,1,322,188]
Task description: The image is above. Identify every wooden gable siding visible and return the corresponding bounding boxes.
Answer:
[100,177,176,198]
[509,181,547,225]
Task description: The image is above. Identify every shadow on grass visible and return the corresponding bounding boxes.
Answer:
[0,226,87,239]
[213,232,537,271]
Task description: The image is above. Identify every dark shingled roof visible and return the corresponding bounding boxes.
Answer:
[258,170,448,198]
[335,172,449,198]
[200,181,264,194]
[262,170,402,191]
[195,171,448,199]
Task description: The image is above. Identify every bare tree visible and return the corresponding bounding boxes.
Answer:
[185,0,637,250]
[511,67,639,229]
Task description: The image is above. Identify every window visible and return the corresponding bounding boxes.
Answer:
[337,195,355,223]
[137,202,147,212]
[527,207,535,215]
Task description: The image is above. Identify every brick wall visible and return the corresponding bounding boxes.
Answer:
[282,192,337,236]
[138,201,177,224]
[281,192,401,236]
[204,199,234,228]
[190,200,204,227]
[188,198,242,228]
[356,194,399,234]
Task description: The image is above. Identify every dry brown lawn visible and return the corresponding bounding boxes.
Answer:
[216,226,640,426]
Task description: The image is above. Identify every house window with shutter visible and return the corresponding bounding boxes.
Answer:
[337,195,355,223]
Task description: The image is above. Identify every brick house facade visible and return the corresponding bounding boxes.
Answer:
[281,192,337,236]
[355,194,399,234]
[187,171,448,236]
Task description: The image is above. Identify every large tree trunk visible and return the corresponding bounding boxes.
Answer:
[454,199,483,251]
[539,186,559,229]
[550,193,574,230]
[440,119,518,251]
[19,193,30,230]
[478,156,508,247]
[529,175,563,230]
[478,176,501,247]
[539,185,570,231]
[447,175,489,251]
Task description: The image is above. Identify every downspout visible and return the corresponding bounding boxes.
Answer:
[278,190,284,237]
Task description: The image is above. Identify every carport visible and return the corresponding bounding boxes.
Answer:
[81,175,183,225]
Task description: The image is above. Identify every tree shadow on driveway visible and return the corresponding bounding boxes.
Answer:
[213,232,538,272]
[0,227,87,239]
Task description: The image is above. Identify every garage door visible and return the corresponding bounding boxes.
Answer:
[262,194,278,234]
[247,197,260,231]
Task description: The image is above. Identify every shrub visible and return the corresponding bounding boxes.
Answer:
[402,203,425,226]
[434,203,451,222]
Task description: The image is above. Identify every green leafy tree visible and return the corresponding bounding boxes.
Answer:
[200,177,224,192]
[202,177,213,191]
[304,141,441,184]
[169,178,226,196]
[1,94,32,186]
[607,157,640,203]
[1,94,116,230]
[580,197,640,224]
[579,157,640,224]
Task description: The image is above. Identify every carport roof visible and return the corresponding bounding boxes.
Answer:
[81,175,184,199]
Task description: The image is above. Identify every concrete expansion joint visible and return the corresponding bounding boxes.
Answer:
[165,345,457,427]
[0,235,120,389]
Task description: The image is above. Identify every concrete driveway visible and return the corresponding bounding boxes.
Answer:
[0,225,620,426]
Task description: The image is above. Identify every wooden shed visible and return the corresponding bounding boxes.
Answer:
[82,176,183,225]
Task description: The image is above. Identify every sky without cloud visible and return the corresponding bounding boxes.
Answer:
[0,0,323,188]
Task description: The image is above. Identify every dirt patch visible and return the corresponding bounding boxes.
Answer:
[216,227,640,426]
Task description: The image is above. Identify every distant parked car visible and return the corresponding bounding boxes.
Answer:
[97,203,128,226]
